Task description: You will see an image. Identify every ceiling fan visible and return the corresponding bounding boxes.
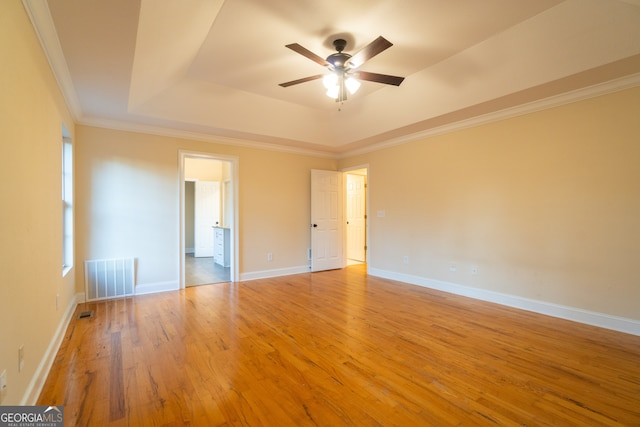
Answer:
[279,36,405,103]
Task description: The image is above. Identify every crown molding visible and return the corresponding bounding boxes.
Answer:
[79,71,640,160]
[79,117,338,159]
[338,72,640,159]
[22,0,82,122]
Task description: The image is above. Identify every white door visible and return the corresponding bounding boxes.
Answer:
[311,170,343,272]
[346,174,366,262]
[194,181,220,257]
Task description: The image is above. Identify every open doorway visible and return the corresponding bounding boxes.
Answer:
[345,168,368,266]
[179,151,238,288]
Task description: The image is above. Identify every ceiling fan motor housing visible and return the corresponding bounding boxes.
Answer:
[327,39,351,69]
[327,53,351,69]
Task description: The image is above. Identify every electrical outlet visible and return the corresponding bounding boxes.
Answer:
[403,255,409,264]
[267,252,273,262]
[18,345,24,372]
[471,266,478,275]
[449,263,457,272]
[0,369,7,404]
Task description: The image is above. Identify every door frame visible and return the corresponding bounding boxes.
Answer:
[341,165,370,268]
[179,150,239,288]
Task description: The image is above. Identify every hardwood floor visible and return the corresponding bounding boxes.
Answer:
[39,265,640,426]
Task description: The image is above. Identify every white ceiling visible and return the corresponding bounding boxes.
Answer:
[27,0,640,155]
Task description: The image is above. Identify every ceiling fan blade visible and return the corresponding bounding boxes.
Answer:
[355,71,405,86]
[279,74,324,88]
[348,36,393,68]
[285,43,330,67]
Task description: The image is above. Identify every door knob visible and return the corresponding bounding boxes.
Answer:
[312,224,318,227]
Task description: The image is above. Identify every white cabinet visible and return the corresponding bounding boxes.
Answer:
[213,227,230,267]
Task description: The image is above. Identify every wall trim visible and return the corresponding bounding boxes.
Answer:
[77,73,640,161]
[85,118,337,158]
[135,281,179,295]
[21,292,84,405]
[368,268,640,337]
[21,0,81,121]
[240,265,310,282]
[340,73,640,158]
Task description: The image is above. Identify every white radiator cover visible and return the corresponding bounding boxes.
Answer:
[84,258,135,301]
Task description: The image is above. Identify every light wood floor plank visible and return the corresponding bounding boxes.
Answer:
[39,265,640,425]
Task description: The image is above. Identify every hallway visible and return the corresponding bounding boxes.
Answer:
[185,253,230,286]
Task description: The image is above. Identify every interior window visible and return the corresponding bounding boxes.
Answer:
[62,131,73,275]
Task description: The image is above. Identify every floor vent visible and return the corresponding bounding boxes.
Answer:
[84,258,135,301]
[78,310,94,319]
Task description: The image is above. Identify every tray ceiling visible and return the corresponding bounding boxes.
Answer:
[27,0,640,155]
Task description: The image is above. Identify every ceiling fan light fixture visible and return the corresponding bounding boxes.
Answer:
[280,36,404,107]
[345,76,360,94]
[324,73,359,99]
[326,85,339,99]
[322,73,338,90]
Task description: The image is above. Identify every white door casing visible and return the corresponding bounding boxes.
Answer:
[346,173,366,262]
[222,179,232,228]
[194,181,220,257]
[311,170,343,272]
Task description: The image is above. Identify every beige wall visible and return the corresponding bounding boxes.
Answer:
[75,125,337,290]
[0,1,76,404]
[340,87,640,320]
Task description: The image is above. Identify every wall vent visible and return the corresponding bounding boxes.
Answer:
[78,310,94,319]
[84,258,135,301]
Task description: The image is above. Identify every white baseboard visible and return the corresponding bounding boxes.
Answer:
[135,280,179,295]
[21,292,84,405]
[185,248,194,254]
[369,268,640,337]
[240,265,310,282]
